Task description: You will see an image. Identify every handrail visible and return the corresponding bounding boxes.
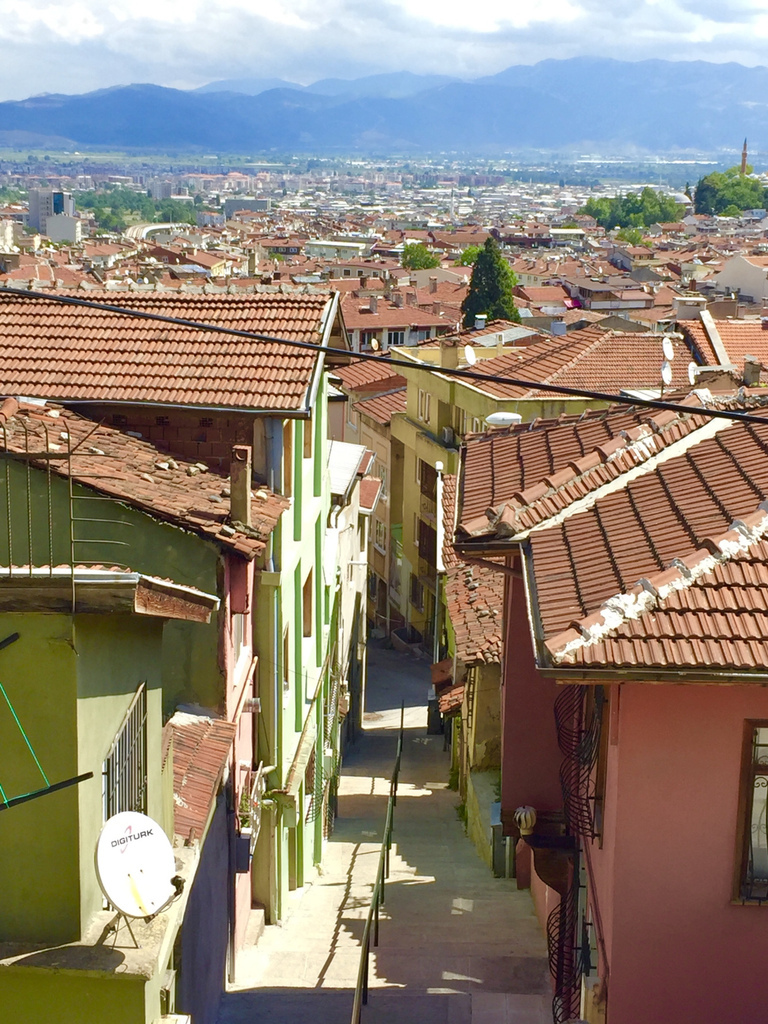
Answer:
[350,701,405,1024]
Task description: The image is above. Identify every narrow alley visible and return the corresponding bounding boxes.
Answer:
[217,646,550,1024]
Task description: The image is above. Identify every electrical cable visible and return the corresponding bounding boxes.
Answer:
[1,286,768,427]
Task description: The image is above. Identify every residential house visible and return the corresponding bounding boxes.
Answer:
[455,397,768,1024]
[0,290,353,933]
[0,396,289,1024]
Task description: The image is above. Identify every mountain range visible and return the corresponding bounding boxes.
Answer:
[1,58,766,155]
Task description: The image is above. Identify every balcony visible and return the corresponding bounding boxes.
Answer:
[419,491,437,523]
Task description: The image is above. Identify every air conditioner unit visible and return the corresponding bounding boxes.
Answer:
[440,426,455,445]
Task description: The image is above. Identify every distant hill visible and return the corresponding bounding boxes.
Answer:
[194,77,301,95]
[1,59,767,153]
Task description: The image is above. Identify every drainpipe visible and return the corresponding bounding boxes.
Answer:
[433,461,445,665]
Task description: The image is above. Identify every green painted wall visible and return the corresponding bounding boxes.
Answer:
[0,967,147,1024]
[0,459,224,715]
[75,615,165,931]
[0,614,79,944]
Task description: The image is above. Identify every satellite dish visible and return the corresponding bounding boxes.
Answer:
[95,812,176,919]
[464,345,477,366]
[662,336,675,361]
[485,411,523,428]
[661,360,673,386]
[688,361,698,386]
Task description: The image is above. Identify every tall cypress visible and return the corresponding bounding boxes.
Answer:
[461,237,520,327]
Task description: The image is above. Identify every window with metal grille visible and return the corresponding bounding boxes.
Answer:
[738,722,768,902]
[102,683,148,819]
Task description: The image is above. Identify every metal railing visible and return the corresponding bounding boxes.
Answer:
[351,702,405,1024]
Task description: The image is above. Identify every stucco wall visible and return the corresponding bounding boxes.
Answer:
[178,793,229,1024]
[591,682,768,1024]
[500,576,562,825]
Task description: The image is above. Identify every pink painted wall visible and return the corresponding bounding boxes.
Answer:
[589,683,768,1024]
[501,574,563,828]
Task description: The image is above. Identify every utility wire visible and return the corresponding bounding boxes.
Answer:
[2,286,768,427]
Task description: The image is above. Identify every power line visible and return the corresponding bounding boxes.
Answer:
[1,286,767,427]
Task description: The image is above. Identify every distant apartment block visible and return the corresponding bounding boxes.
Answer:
[223,195,272,218]
[28,188,75,233]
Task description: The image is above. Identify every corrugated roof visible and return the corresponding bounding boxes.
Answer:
[0,291,337,411]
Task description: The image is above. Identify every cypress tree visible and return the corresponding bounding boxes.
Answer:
[461,237,519,328]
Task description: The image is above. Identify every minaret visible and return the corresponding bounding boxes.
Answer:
[741,138,748,175]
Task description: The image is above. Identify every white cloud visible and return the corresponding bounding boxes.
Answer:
[0,0,767,99]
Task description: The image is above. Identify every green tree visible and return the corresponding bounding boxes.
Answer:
[460,237,520,328]
[579,187,683,230]
[615,227,645,246]
[455,244,482,266]
[401,242,440,270]
[694,166,767,215]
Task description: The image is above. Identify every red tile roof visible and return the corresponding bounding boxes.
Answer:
[359,477,382,513]
[334,356,405,392]
[0,399,286,559]
[458,403,712,540]
[170,713,237,839]
[463,328,700,400]
[354,388,407,426]
[0,291,338,411]
[681,318,768,375]
[545,514,768,672]
[443,473,504,664]
[524,416,768,647]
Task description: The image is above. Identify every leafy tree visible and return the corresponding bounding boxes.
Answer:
[615,227,646,246]
[693,166,767,215]
[455,244,482,266]
[461,237,520,328]
[401,242,440,270]
[579,187,683,230]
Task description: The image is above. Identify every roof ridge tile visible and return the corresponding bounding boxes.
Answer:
[545,503,768,665]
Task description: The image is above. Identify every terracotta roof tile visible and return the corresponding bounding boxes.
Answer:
[0,402,286,559]
[354,388,407,426]
[170,713,237,839]
[0,291,336,411]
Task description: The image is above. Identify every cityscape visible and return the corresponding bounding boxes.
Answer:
[1,9,768,1024]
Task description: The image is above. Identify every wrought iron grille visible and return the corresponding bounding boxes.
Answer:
[555,685,605,839]
[742,724,768,901]
[102,683,147,819]
[546,848,584,1024]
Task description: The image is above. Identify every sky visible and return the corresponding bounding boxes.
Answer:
[0,0,767,100]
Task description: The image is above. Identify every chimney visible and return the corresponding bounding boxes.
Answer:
[429,275,438,293]
[474,314,488,330]
[551,321,567,336]
[230,445,252,527]
[432,301,442,315]
[744,355,761,386]
[393,291,403,308]
[369,295,378,313]
[406,291,417,307]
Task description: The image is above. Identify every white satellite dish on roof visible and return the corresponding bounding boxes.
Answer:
[485,411,523,428]
[661,360,673,387]
[688,361,699,386]
[662,336,675,361]
[95,812,176,919]
[464,345,477,366]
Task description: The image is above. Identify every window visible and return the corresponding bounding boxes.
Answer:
[343,268,351,277]
[372,458,388,499]
[410,573,424,611]
[360,330,378,349]
[388,330,405,347]
[283,628,290,693]
[346,403,358,431]
[302,571,313,637]
[374,519,386,552]
[103,684,147,819]
[737,722,768,901]
[283,421,293,496]
[156,415,169,427]
[418,389,432,423]
[472,417,483,434]
[199,417,214,428]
